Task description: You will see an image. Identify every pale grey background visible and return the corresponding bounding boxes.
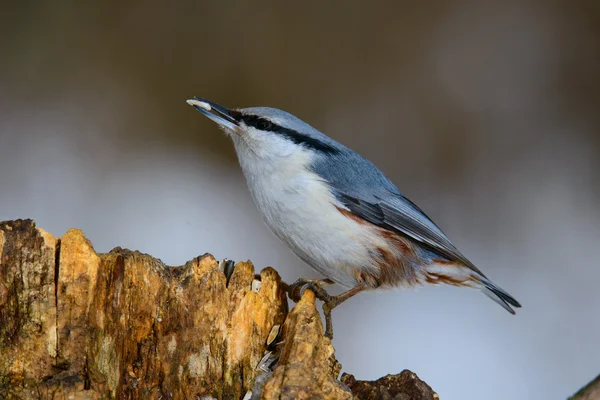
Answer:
[1,1,599,399]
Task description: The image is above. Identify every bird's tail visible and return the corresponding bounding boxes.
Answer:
[424,261,521,313]
[477,277,521,314]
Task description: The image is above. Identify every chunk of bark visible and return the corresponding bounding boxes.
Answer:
[0,219,439,399]
[342,371,438,400]
[260,290,351,399]
[0,219,58,392]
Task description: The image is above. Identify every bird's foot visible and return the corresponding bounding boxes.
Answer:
[286,278,336,339]
[323,300,335,340]
[323,284,367,339]
[286,278,334,303]
[286,279,365,340]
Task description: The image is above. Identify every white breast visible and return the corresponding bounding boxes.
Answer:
[231,135,387,288]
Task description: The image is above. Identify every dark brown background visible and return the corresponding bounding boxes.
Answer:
[1,1,598,398]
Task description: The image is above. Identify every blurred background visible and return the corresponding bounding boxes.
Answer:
[1,1,599,398]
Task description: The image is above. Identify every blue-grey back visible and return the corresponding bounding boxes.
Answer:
[311,147,402,203]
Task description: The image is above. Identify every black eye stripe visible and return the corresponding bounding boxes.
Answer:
[241,115,275,131]
[256,119,274,130]
[240,114,340,155]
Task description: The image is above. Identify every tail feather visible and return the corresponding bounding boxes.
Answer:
[425,262,521,313]
[479,278,521,314]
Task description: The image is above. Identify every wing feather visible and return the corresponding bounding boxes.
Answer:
[311,149,483,275]
[335,190,482,273]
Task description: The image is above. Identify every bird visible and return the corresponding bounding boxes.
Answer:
[187,97,521,339]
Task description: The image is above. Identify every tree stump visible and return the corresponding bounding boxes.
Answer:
[0,219,437,399]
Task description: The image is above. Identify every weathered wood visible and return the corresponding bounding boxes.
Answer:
[0,220,58,395]
[0,219,437,399]
[260,290,349,399]
[341,371,438,400]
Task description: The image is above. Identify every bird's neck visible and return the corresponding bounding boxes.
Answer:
[231,134,314,176]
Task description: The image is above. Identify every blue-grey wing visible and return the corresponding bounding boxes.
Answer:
[311,150,482,274]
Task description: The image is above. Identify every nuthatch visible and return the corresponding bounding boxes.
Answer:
[187,97,521,338]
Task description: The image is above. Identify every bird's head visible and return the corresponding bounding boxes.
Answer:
[187,97,342,160]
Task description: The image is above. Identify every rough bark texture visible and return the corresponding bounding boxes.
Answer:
[341,372,438,400]
[0,219,437,400]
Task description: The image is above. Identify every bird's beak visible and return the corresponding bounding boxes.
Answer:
[186,97,240,132]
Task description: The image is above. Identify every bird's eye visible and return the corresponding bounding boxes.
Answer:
[256,119,273,130]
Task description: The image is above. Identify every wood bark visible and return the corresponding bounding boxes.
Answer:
[0,219,439,399]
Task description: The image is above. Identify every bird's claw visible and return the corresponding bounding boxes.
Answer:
[286,278,340,339]
[287,278,333,303]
